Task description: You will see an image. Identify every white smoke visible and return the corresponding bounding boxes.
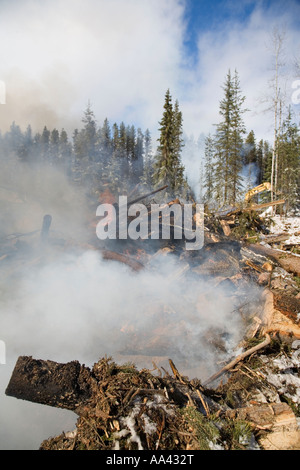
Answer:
[0,153,263,449]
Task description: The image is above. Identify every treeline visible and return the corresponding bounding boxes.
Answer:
[0,75,299,212]
[0,97,194,202]
[0,105,156,198]
[202,69,300,212]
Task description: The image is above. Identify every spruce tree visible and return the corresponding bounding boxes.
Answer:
[153,89,186,196]
[277,108,300,212]
[214,69,247,206]
[244,130,257,189]
[59,129,72,174]
[99,118,112,169]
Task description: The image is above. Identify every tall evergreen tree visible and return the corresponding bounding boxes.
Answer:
[81,103,98,162]
[41,126,51,163]
[262,140,273,184]
[243,130,258,189]
[59,128,72,174]
[214,69,247,205]
[171,99,185,193]
[277,108,300,212]
[50,128,59,164]
[99,118,112,166]
[18,124,33,163]
[153,89,185,196]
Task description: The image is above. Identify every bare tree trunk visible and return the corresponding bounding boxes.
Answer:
[270,27,285,215]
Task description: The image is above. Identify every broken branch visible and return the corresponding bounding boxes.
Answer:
[203,334,271,387]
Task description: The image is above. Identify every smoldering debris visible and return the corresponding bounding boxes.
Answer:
[0,162,300,449]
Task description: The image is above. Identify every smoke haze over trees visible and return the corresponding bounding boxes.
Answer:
[0,76,299,214]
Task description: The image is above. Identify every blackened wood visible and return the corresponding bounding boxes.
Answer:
[40,215,52,242]
[5,356,92,411]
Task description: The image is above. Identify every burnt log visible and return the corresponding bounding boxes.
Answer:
[244,243,300,277]
[5,356,92,412]
[40,215,52,242]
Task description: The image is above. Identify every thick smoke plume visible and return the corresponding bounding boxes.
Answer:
[0,151,263,449]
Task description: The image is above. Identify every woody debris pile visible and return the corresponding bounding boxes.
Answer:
[2,187,300,450]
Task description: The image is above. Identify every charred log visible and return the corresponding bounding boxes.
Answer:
[5,356,92,412]
[40,215,52,242]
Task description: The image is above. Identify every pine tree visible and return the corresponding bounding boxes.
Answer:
[50,128,59,164]
[19,124,33,163]
[172,99,185,193]
[59,129,72,174]
[229,70,247,202]
[244,131,257,165]
[214,69,247,206]
[81,102,98,162]
[243,130,257,189]
[99,118,112,166]
[277,108,300,212]
[41,126,51,163]
[262,140,273,184]
[132,127,144,185]
[153,89,186,196]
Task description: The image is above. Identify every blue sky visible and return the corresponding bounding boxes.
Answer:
[184,0,257,58]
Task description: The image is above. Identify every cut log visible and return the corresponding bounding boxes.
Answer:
[262,234,290,244]
[225,403,300,450]
[245,259,266,273]
[220,220,231,236]
[5,356,92,412]
[261,289,300,340]
[245,243,300,277]
[244,199,286,212]
[273,292,300,323]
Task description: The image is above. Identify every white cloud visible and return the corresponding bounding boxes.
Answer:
[180,1,300,144]
[0,0,186,134]
[0,0,299,148]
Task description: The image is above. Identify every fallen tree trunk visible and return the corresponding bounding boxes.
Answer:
[244,199,286,212]
[244,243,300,277]
[262,234,290,245]
[5,356,92,412]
